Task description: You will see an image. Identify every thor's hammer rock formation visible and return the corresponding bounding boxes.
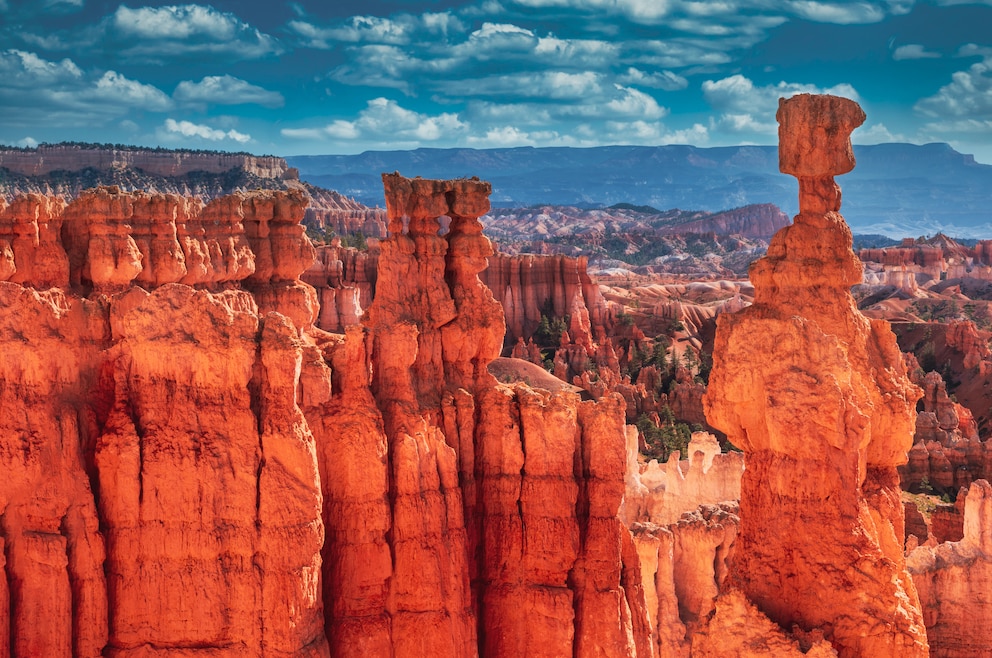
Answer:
[703,94,929,657]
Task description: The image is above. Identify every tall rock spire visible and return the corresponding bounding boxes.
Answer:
[703,94,929,657]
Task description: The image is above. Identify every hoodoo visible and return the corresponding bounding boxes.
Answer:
[6,99,981,657]
[0,176,653,656]
[703,94,929,656]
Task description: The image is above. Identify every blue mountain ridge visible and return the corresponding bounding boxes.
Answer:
[287,142,992,239]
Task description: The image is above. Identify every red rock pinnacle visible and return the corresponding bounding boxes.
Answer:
[703,94,929,657]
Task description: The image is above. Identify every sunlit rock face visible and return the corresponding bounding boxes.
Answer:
[0,180,650,657]
[344,172,647,657]
[703,94,929,657]
[0,188,329,658]
[909,479,992,657]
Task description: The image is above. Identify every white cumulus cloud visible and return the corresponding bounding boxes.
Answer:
[852,122,906,144]
[289,15,414,48]
[24,4,282,61]
[915,60,992,118]
[661,123,710,145]
[281,97,468,145]
[607,85,668,119]
[0,49,81,86]
[893,44,941,61]
[435,70,603,100]
[510,0,671,23]
[618,67,689,91]
[289,11,466,49]
[785,1,885,24]
[466,126,539,147]
[174,75,284,108]
[87,71,173,111]
[703,74,859,134]
[0,50,172,126]
[164,118,250,143]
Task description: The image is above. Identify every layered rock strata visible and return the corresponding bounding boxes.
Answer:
[899,370,990,495]
[0,144,293,179]
[860,235,992,291]
[348,173,648,657]
[0,179,651,657]
[0,284,108,658]
[303,186,388,238]
[624,431,744,527]
[97,287,329,657]
[908,479,992,657]
[0,187,329,657]
[302,242,377,332]
[304,242,617,362]
[480,253,615,349]
[703,94,929,656]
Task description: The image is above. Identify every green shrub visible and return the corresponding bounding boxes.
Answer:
[636,407,692,461]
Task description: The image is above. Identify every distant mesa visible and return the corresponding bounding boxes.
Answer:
[0,142,390,240]
[0,142,295,179]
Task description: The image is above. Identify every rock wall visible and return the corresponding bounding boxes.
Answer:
[97,287,328,657]
[908,479,992,657]
[899,370,992,494]
[304,243,616,351]
[624,431,743,527]
[656,203,789,239]
[0,187,327,657]
[0,144,293,179]
[894,320,992,437]
[0,284,108,658]
[860,236,992,291]
[0,193,69,288]
[703,94,929,656]
[356,173,647,656]
[480,252,615,348]
[303,186,388,238]
[0,179,648,657]
[301,242,377,332]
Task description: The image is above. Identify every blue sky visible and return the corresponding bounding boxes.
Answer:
[0,0,990,162]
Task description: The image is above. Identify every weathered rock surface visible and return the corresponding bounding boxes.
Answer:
[704,94,929,656]
[908,479,992,657]
[624,431,743,527]
[860,234,992,292]
[303,186,388,238]
[690,589,838,657]
[0,188,331,657]
[481,203,788,264]
[899,370,991,496]
[356,173,647,657]
[0,145,386,252]
[630,502,740,657]
[0,283,108,658]
[0,179,650,657]
[0,144,293,179]
[480,253,615,348]
[98,287,329,657]
[894,320,992,438]
[0,193,69,288]
[303,241,377,332]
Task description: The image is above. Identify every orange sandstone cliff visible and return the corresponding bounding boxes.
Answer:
[0,143,293,179]
[703,94,929,656]
[0,179,649,657]
[908,479,992,657]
